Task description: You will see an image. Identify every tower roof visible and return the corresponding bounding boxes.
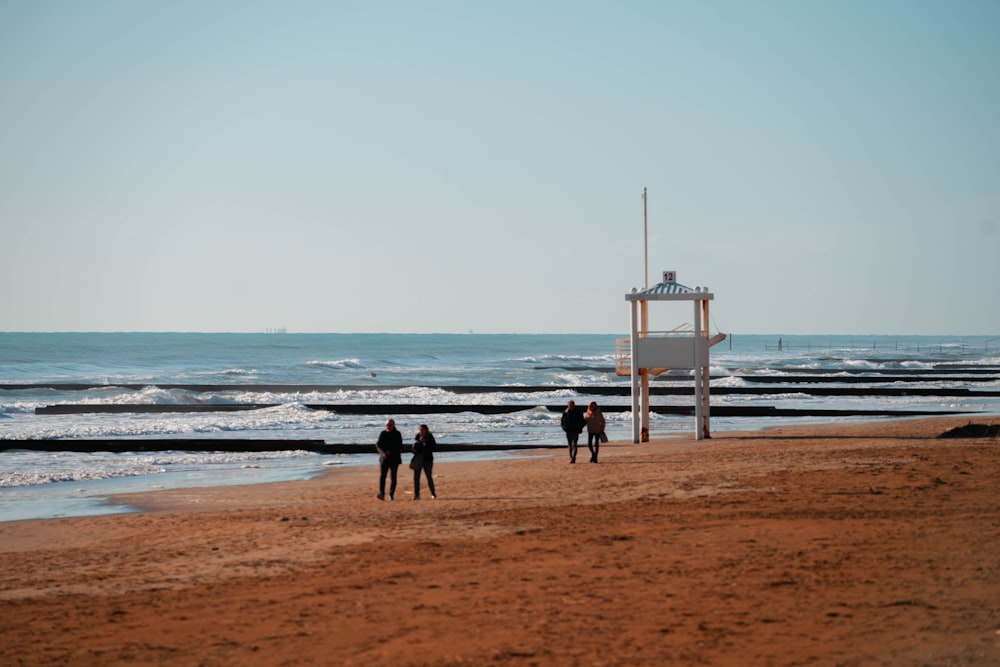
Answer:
[625,279,714,302]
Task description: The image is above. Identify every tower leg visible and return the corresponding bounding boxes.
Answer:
[630,300,640,443]
[693,300,704,440]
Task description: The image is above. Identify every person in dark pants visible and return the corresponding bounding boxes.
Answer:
[411,424,437,500]
[560,400,586,464]
[584,401,606,463]
[376,418,403,500]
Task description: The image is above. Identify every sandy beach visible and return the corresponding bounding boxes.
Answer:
[2,416,998,666]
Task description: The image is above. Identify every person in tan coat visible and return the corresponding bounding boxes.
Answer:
[584,401,606,463]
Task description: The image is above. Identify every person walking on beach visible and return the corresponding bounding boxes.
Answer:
[411,424,437,500]
[584,401,606,463]
[376,418,403,500]
[561,400,585,464]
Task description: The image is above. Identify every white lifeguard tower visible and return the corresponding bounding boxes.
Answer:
[616,270,725,442]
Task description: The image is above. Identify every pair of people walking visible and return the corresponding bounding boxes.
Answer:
[561,400,605,463]
[375,418,436,501]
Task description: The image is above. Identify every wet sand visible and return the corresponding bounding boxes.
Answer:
[2,416,999,666]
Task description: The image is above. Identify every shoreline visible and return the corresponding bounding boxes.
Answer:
[1,415,999,665]
[0,446,548,524]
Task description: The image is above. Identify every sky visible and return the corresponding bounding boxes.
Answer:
[1,1,998,335]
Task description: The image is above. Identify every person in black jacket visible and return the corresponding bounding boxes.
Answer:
[560,400,586,464]
[411,424,437,500]
[376,418,403,500]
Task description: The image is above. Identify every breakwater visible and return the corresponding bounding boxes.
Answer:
[6,369,997,451]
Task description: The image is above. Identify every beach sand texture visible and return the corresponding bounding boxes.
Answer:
[2,417,998,666]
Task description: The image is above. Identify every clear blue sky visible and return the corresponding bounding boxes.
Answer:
[2,1,997,335]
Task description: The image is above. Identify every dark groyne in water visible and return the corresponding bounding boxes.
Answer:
[24,373,1000,418]
[0,439,562,454]
[4,369,1000,394]
[31,403,976,417]
[8,371,996,451]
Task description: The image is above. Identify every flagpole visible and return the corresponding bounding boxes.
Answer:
[642,187,648,289]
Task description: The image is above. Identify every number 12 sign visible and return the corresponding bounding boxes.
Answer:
[663,271,677,283]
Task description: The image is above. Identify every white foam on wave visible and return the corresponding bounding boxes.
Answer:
[240,386,586,406]
[181,367,260,378]
[552,372,597,385]
[0,402,342,440]
[0,399,40,415]
[515,353,614,364]
[1,452,166,487]
[39,386,202,406]
[1,446,326,489]
[842,359,882,370]
[112,386,191,405]
[222,403,338,432]
[307,358,365,370]
[711,376,748,388]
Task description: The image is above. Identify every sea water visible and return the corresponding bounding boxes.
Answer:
[2,332,998,521]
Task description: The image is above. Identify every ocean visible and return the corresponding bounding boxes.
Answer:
[2,332,999,522]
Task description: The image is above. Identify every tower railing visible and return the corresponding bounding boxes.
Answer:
[614,338,631,376]
[615,328,726,377]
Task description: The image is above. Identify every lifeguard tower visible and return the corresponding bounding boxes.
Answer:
[616,270,725,442]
